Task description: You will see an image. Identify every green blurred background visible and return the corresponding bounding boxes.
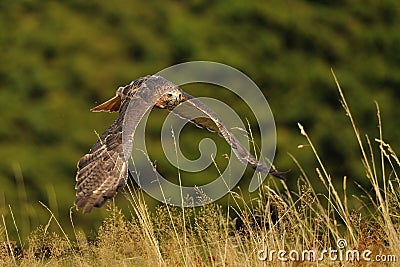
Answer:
[1,0,400,239]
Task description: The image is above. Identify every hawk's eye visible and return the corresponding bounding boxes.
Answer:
[167,93,173,97]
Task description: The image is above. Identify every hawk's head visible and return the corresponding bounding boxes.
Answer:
[156,87,184,109]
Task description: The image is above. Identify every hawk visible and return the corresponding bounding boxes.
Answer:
[75,75,283,213]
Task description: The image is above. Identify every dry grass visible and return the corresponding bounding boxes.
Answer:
[1,73,399,266]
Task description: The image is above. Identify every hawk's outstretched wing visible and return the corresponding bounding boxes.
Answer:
[176,92,284,178]
[75,115,127,213]
[75,76,179,213]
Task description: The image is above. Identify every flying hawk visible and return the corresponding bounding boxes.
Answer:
[75,75,283,213]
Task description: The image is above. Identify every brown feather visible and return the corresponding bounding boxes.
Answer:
[91,95,121,112]
[75,119,128,213]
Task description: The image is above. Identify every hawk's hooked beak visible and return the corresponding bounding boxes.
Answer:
[167,92,182,103]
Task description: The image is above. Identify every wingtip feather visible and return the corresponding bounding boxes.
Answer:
[91,95,121,112]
